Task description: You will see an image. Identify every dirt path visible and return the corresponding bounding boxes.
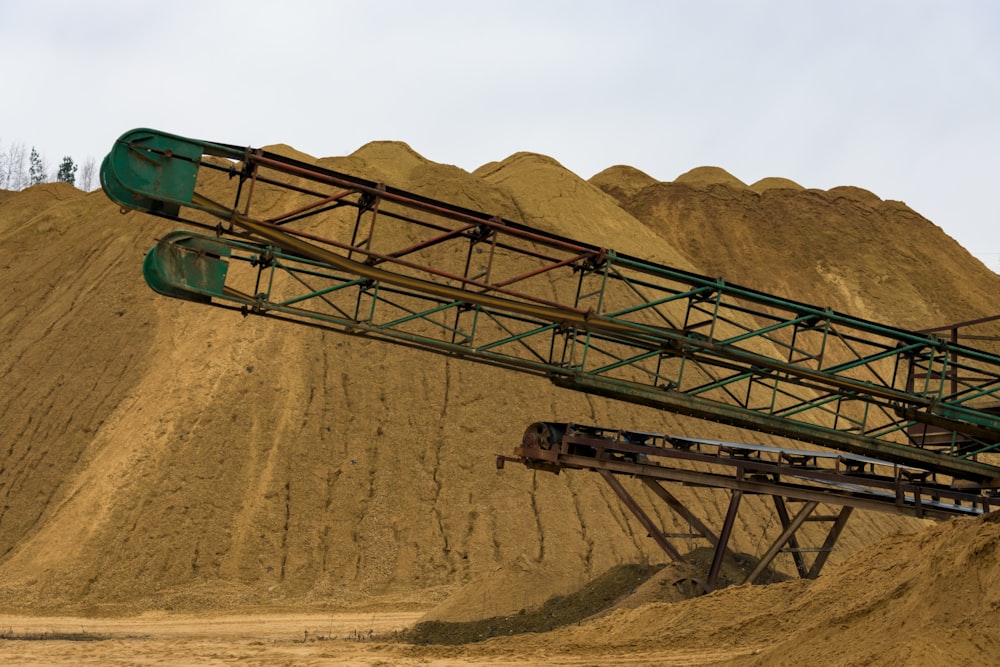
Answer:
[0,612,748,666]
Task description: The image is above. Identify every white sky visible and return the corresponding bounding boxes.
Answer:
[2,1,999,270]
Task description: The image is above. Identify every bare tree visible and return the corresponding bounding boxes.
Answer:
[1,141,28,190]
[0,143,94,191]
[78,156,97,191]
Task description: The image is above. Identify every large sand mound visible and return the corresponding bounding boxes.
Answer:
[476,511,1000,666]
[595,168,1000,325]
[2,137,999,667]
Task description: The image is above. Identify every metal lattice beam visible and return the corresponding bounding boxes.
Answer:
[500,422,1000,588]
[102,128,1000,483]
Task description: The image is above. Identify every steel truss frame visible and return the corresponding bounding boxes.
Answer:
[102,128,1000,484]
[499,422,1000,591]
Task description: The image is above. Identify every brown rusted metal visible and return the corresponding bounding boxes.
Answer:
[507,422,1000,591]
[108,129,1000,487]
[771,496,811,579]
[910,315,1000,448]
[707,489,742,591]
[806,506,853,579]
[640,479,719,547]
[384,223,480,261]
[743,500,818,585]
[239,147,263,218]
[598,470,686,562]
[247,151,598,256]
[266,188,358,225]
[917,313,1000,335]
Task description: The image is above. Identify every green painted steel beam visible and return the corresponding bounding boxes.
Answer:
[143,232,231,303]
[103,128,1000,484]
[553,374,1000,483]
[103,129,231,215]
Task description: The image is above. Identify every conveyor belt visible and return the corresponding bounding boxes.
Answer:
[507,422,998,520]
[500,422,1000,589]
[102,128,1000,484]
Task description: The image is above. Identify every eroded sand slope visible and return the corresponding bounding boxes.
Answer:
[1,145,998,636]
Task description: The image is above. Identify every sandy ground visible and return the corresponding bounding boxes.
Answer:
[0,612,749,666]
[5,150,1000,667]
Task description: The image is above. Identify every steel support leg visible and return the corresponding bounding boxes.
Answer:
[640,478,720,547]
[598,470,686,562]
[806,506,853,579]
[743,500,818,585]
[707,490,743,591]
[772,496,810,578]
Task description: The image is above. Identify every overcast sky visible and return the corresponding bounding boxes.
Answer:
[2,1,998,270]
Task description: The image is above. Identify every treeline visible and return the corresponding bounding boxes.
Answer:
[0,139,98,192]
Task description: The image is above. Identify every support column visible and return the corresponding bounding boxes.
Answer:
[772,496,810,578]
[806,506,853,579]
[707,489,743,591]
[598,470,686,562]
[743,500,818,585]
[641,478,719,547]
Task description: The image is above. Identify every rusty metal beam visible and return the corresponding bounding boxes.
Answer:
[707,489,743,591]
[104,128,1000,485]
[505,422,1000,590]
[517,445,996,521]
[806,506,854,579]
[598,470,686,562]
[640,478,720,547]
[743,500,819,585]
[772,496,810,578]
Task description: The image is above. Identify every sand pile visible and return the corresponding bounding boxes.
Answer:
[1,140,999,639]
[593,168,1000,328]
[475,511,1000,667]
